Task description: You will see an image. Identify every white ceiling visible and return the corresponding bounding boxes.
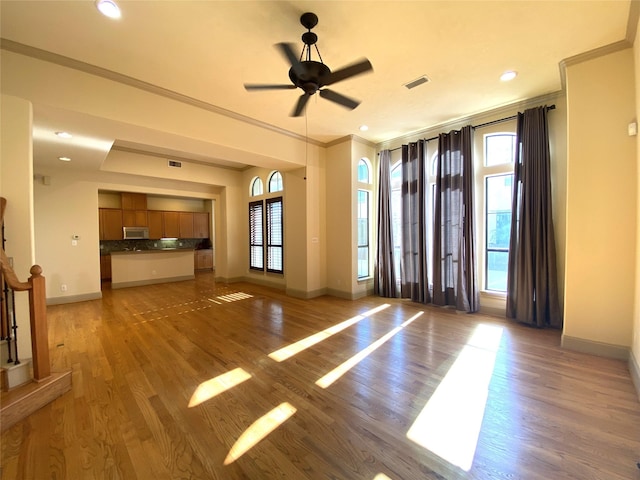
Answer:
[0,0,635,171]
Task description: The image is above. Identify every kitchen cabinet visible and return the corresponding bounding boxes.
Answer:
[100,255,111,280]
[179,212,194,238]
[194,249,213,271]
[122,209,148,227]
[193,212,209,238]
[122,193,148,227]
[148,210,163,239]
[99,208,123,240]
[163,211,180,238]
[121,192,147,210]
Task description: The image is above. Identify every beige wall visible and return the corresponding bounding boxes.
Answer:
[326,140,353,297]
[564,48,637,355]
[633,14,640,389]
[0,94,35,359]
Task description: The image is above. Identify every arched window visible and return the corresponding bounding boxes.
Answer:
[249,173,283,274]
[482,132,516,291]
[268,171,283,192]
[357,158,372,184]
[250,177,263,197]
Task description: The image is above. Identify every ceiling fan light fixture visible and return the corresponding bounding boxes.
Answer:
[500,70,518,82]
[55,131,73,139]
[58,156,71,162]
[96,0,121,19]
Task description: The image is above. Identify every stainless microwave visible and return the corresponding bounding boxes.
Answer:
[123,226,149,239]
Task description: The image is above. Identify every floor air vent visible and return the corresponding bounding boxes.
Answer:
[168,160,182,168]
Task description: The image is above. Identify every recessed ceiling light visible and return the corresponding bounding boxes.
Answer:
[55,131,73,139]
[500,71,518,82]
[96,0,121,19]
[359,125,369,132]
[58,156,71,162]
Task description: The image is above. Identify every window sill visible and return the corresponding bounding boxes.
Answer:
[480,290,507,299]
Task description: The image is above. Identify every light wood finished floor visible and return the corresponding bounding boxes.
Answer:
[2,273,640,479]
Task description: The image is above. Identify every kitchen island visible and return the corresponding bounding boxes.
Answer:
[110,248,195,289]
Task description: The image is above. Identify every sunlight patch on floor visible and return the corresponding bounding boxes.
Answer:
[224,402,297,465]
[268,304,391,362]
[188,367,252,408]
[316,312,423,388]
[406,323,503,471]
[217,291,253,302]
[373,474,393,480]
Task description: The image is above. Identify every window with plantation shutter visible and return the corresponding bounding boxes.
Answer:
[266,197,283,273]
[249,200,264,270]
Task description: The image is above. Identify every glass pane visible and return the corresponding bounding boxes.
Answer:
[358,159,371,183]
[251,178,263,196]
[358,246,369,278]
[268,172,283,192]
[486,250,508,291]
[486,175,513,249]
[485,134,516,166]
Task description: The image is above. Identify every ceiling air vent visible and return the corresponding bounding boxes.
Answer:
[168,160,182,168]
[404,75,430,90]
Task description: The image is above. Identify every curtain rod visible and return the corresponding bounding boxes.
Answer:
[381,104,556,153]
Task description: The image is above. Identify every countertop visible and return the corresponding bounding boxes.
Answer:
[109,248,195,256]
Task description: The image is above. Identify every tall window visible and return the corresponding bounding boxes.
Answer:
[357,158,372,278]
[249,200,264,270]
[266,197,283,273]
[357,190,370,278]
[249,172,283,274]
[482,133,516,291]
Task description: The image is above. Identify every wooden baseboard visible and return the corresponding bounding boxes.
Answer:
[630,351,640,402]
[47,291,102,305]
[561,334,629,361]
[1,370,72,432]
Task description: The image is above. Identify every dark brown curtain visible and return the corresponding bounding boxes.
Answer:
[506,106,561,327]
[375,149,398,297]
[432,126,479,312]
[400,141,430,303]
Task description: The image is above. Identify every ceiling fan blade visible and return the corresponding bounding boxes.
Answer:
[292,93,311,117]
[276,42,304,75]
[323,58,373,86]
[244,84,297,91]
[319,89,360,110]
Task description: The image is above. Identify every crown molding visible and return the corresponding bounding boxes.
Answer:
[558,39,632,90]
[376,91,564,152]
[0,38,325,148]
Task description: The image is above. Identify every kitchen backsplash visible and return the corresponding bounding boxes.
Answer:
[100,238,211,254]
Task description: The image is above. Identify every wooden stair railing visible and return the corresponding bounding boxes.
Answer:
[0,197,51,381]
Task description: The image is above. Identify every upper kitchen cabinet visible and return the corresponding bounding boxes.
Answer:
[163,211,181,238]
[121,192,147,210]
[193,212,210,238]
[122,210,148,227]
[179,212,194,238]
[122,192,148,227]
[148,210,163,239]
[99,208,123,240]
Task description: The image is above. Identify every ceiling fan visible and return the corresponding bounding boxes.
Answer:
[244,12,373,117]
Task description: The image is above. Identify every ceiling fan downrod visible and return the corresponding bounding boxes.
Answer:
[299,12,323,64]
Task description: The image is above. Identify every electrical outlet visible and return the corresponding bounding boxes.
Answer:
[60,284,67,292]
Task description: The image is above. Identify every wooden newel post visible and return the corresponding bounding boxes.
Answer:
[28,265,50,380]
